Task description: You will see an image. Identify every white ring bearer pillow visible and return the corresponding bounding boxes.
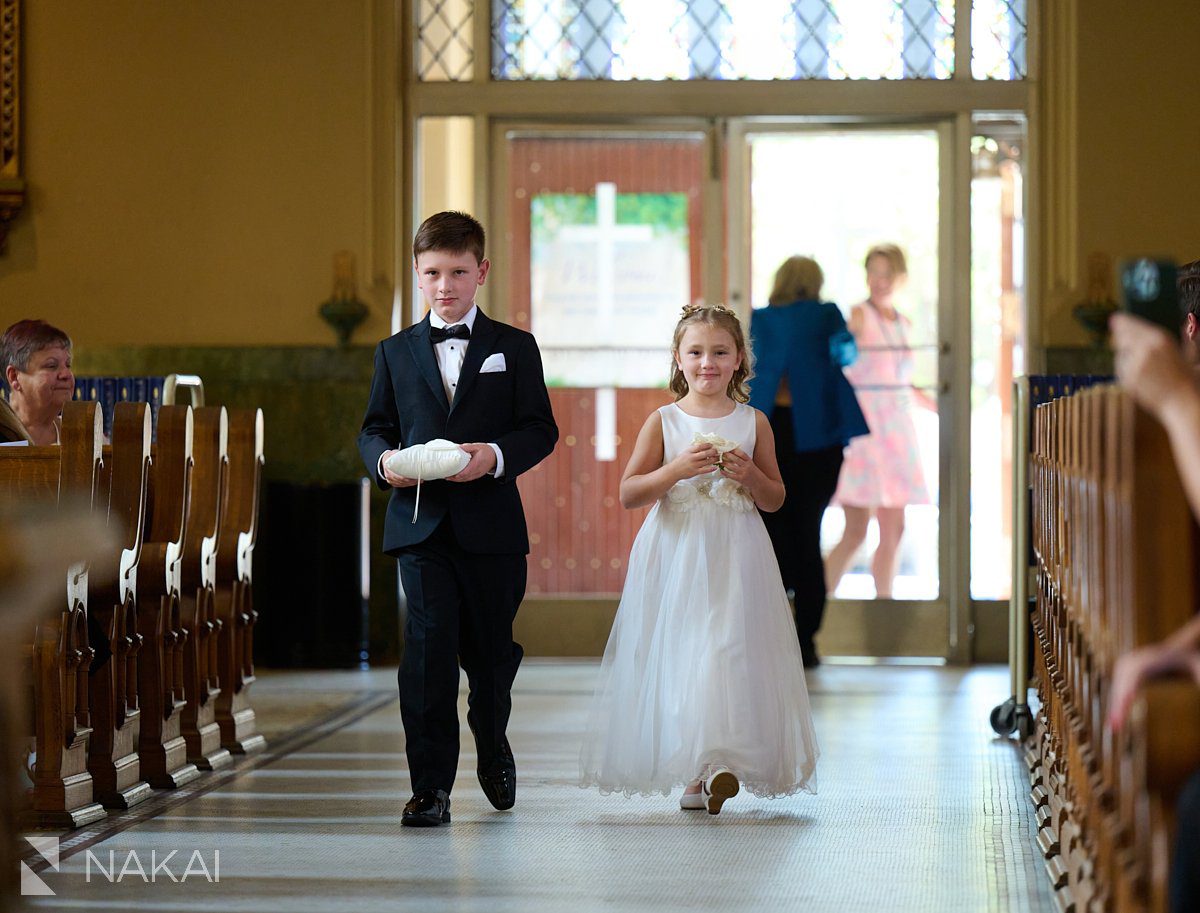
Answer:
[384,439,471,523]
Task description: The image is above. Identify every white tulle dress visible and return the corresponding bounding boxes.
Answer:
[579,402,819,799]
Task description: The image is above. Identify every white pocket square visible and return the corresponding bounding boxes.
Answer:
[480,353,507,373]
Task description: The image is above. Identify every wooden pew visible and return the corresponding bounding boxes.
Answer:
[134,404,201,789]
[214,408,266,755]
[0,528,30,908]
[0,401,107,828]
[1,397,266,836]
[178,406,232,770]
[1029,385,1200,913]
[0,508,117,907]
[0,531,18,908]
[86,402,153,809]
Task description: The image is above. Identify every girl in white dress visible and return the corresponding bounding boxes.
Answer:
[579,304,819,814]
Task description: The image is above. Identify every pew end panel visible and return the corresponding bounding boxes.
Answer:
[214,408,267,756]
[1,402,109,829]
[135,404,201,790]
[0,509,119,895]
[87,402,156,810]
[179,406,233,771]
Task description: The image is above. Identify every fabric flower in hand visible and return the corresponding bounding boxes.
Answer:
[692,432,740,469]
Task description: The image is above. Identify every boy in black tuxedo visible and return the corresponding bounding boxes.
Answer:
[358,212,558,827]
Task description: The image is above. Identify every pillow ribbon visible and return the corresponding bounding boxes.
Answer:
[411,458,424,524]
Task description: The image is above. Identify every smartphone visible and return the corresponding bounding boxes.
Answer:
[1120,257,1181,334]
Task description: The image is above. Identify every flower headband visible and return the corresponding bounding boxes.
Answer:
[680,302,738,318]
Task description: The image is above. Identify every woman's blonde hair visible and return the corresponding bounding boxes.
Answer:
[768,256,824,305]
[864,243,908,276]
[668,304,752,404]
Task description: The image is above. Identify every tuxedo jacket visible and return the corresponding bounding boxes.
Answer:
[358,309,558,556]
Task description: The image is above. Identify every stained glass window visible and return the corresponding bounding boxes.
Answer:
[970,0,1028,80]
[489,0,956,81]
[414,1,1030,83]
[417,0,475,81]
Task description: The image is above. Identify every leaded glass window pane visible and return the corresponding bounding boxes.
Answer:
[418,0,475,81]
[970,0,1028,80]
[490,0,956,81]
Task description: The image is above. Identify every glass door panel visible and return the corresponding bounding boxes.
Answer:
[732,122,952,657]
[969,125,1026,601]
[501,129,712,597]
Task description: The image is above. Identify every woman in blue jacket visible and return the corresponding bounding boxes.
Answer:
[749,256,868,667]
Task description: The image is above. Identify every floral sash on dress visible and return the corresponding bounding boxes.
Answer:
[665,477,754,513]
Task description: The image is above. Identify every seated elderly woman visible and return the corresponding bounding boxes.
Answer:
[2,320,76,445]
[1109,310,1200,913]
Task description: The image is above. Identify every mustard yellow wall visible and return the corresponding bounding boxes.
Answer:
[1042,0,1200,347]
[0,0,395,346]
[5,1,1198,353]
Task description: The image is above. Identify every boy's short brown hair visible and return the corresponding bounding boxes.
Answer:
[413,211,486,264]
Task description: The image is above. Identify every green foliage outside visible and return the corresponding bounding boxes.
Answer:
[531,192,688,241]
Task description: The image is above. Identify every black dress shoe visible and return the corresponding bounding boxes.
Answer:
[800,641,821,669]
[478,736,517,810]
[402,789,451,827]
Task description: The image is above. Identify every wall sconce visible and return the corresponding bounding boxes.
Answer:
[319,251,368,347]
[1072,252,1118,349]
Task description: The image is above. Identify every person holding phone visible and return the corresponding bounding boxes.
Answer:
[1119,257,1200,366]
[1110,305,1200,913]
[1121,258,1181,332]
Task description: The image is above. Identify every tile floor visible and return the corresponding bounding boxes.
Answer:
[23,662,1052,913]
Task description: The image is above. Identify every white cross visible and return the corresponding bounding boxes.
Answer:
[555,182,649,462]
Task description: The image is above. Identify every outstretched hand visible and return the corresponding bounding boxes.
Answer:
[1108,642,1200,731]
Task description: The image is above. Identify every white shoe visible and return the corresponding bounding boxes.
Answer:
[703,768,739,815]
[680,779,705,810]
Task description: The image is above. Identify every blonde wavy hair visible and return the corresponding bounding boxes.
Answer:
[864,243,908,276]
[668,304,753,404]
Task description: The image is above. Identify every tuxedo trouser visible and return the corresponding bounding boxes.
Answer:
[760,407,845,649]
[395,516,526,795]
[1172,767,1200,913]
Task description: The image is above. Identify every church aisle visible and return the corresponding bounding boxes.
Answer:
[27,663,1052,912]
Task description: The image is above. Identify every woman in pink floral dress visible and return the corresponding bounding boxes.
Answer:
[825,244,934,598]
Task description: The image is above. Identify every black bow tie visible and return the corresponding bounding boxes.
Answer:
[430,324,470,343]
